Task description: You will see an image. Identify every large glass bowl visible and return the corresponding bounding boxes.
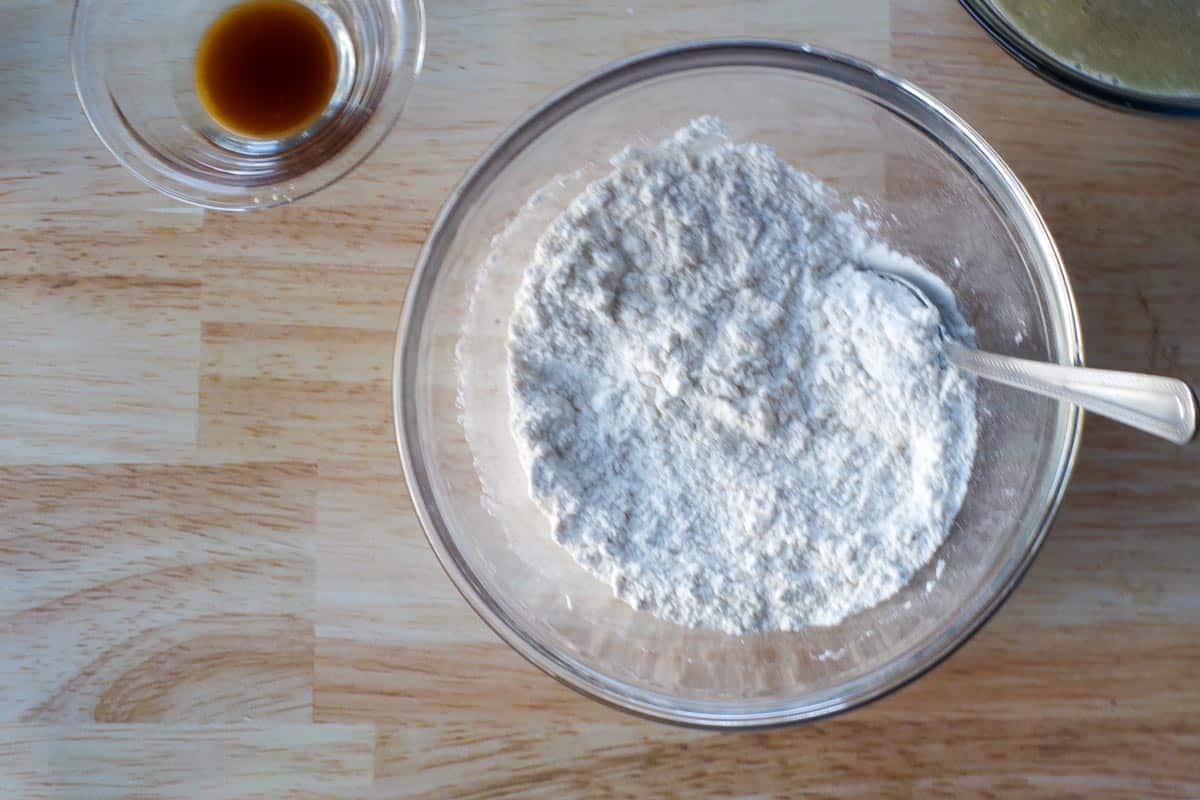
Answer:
[394,40,1083,727]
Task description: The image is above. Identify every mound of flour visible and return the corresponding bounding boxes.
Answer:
[506,117,977,633]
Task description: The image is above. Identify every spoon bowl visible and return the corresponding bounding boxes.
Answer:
[864,264,1198,446]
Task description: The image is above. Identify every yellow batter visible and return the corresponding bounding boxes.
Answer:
[991,0,1200,98]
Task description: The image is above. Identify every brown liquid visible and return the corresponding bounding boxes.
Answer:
[195,0,338,139]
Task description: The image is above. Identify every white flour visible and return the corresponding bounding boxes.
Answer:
[507,118,977,633]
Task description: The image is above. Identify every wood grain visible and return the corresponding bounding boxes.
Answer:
[0,276,201,464]
[1,463,317,723]
[1,0,1198,796]
[2,724,376,800]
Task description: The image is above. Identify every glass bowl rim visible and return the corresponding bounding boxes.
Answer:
[69,0,428,211]
[393,38,1084,728]
[959,0,1200,118]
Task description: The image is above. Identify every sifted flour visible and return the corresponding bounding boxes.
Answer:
[506,117,978,633]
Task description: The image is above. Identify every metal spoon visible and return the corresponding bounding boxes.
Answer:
[862,265,1197,445]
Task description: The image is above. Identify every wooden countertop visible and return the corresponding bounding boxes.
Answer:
[3,1,1198,797]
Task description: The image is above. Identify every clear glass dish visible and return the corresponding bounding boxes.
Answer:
[394,40,1084,727]
[71,0,425,210]
[960,0,1200,118]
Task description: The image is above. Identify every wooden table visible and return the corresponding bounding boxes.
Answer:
[3,1,1198,797]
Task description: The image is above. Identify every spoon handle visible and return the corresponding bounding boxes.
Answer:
[947,341,1198,445]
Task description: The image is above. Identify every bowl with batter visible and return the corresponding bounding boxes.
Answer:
[395,40,1083,727]
[961,0,1200,116]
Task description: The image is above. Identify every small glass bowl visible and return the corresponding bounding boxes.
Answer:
[960,0,1200,117]
[395,40,1084,727]
[71,0,425,210]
